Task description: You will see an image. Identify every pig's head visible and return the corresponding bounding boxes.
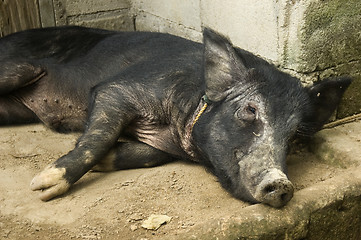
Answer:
[192,29,352,208]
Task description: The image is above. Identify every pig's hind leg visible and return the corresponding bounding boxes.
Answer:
[0,60,45,94]
[0,60,43,125]
[92,141,174,172]
[0,96,39,125]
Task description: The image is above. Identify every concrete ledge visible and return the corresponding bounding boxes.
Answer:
[178,166,361,240]
[311,121,361,168]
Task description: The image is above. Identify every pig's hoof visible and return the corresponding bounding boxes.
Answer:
[30,165,70,201]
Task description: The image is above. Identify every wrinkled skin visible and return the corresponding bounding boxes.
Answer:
[0,26,351,208]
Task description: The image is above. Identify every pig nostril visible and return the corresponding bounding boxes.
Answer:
[264,184,276,194]
[280,193,288,202]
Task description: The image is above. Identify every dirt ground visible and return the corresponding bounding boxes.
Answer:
[0,124,347,240]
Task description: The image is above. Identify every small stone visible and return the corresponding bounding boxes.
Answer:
[141,214,172,230]
[128,213,143,222]
[130,224,138,231]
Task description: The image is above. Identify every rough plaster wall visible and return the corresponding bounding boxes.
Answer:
[52,0,134,31]
[201,0,281,64]
[132,0,202,42]
[277,0,309,72]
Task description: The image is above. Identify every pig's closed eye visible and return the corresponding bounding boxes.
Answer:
[247,105,257,115]
[236,103,258,122]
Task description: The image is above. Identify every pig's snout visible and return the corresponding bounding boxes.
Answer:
[254,169,294,208]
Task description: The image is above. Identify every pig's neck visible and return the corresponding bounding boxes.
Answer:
[180,95,209,161]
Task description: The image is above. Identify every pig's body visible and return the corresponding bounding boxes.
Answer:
[0,26,351,207]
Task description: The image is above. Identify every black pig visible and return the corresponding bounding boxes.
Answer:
[0,26,351,208]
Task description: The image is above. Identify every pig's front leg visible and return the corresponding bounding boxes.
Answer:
[30,84,135,201]
[93,141,174,171]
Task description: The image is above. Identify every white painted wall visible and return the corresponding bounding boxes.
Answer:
[131,0,307,66]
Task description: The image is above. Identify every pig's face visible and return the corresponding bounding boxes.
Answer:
[194,70,307,208]
[192,29,352,208]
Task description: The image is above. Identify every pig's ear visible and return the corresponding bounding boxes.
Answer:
[203,28,248,102]
[304,76,352,132]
